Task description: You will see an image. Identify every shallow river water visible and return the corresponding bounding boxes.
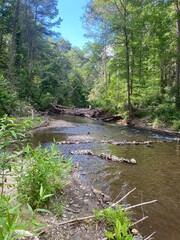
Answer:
[32,115,180,240]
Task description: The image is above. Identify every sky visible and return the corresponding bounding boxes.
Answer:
[57,0,89,49]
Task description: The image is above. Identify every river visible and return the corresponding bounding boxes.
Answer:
[32,115,180,240]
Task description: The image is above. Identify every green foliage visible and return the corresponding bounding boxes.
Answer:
[83,0,179,120]
[135,104,180,127]
[152,118,164,129]
[0,195,24,240]
[171,120,180,132]
[94,207,133,240]
[0,115,32,195]
[16,144,72,209]
[0,194,46,240]
[13,101,33,117]
[0,0,179,123]
[151,104,180,122]
[105,219,133,240]
[0,115,32,149]
[48,195,64,217]
[0,75,18,117]
[37,93,54,111]
[94,206,131,227]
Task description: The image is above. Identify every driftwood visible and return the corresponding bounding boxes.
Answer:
[111,188,136,207]
[124,199,158,211]
[101,114,123,122]
[58,215,95,226]
[144,231,156,240]
[70,150,137,164]
[51,104,108,119]
[131,216,149,227]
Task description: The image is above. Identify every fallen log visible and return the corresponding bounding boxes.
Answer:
[51,105,108,119]
[101,114,123,122]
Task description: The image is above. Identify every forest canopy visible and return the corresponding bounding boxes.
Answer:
[0,0,179,128]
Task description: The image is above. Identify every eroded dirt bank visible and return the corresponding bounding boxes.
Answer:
[39,167,109,240]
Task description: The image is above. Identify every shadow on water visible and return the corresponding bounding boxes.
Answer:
[32,115,180,240]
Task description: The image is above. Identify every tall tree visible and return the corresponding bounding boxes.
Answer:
[174,0,180,109]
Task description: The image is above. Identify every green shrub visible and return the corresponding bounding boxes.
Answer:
[13,101,33,117]
[0,116,32,195]
[37,93,54,111]
[152,117,164,129]
[0,195,46,240]
[94,206,133,240]
[105,219,133,240]
[0,195,24,240]
[0,75,18,117]
[171,120,180,132]
[16,144,72,209]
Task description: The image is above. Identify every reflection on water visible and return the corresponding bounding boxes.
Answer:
[32,115,180,240]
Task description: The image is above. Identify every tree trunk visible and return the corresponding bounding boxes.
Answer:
[160,61,165,94]
[175,1,180,109]
[9,0,20,83]
[124,24,131,117]
[0,31,3,54]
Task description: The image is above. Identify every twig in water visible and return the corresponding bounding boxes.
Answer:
[111,188,136,207]
[124,199,157,210]
[140,190,145,217]
[144,231,156,240]
[130,216,148,227]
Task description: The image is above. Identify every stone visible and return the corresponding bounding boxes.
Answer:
[130,158,136,164]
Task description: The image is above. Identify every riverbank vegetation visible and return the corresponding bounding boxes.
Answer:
[0,116,72,239]
[0,0,179,131]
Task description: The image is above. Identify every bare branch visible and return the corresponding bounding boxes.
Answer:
[119,0,126,12]
[58,215,95,226]
[114,0,124,17]
[124,199,158,211]
[111,188,136,207]
[131,216,148,227]
[144,231,156,240]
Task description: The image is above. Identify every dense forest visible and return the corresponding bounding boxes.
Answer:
[0,0,179,129]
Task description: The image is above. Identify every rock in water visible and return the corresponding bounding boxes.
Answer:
[130,158,136,164]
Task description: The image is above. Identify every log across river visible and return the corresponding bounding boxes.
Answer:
[32,114,180,240]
